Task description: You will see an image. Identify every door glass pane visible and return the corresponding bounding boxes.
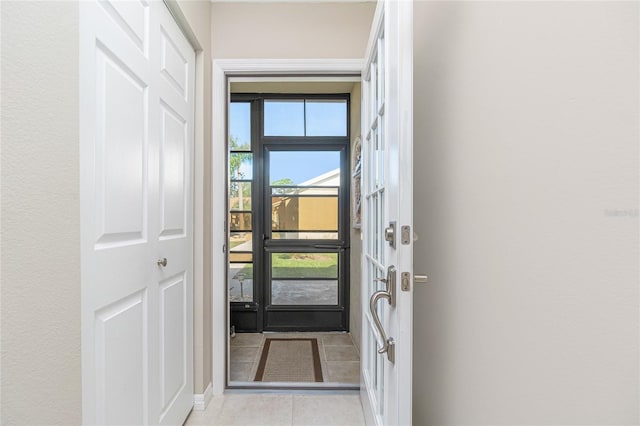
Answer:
[229,102,251,150]
[229,182,251,211]
[230,231,252,252]
[229,252,252,263]
[230,212,252,231]
[264,100,304,136]
[305,100,347,136]
[229,262,253,302]
[270,252,338,305]
[270,151,340,240]
[271,280,338,305]
[229,153,253,180]
[271,188,338,240]
[269,151,340,186]
[271,252,338,279]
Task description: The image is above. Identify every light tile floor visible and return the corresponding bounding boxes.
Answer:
[184,393,365,426]
[230,332,360,384]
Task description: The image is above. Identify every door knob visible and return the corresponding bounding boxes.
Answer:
[157,258,167,267]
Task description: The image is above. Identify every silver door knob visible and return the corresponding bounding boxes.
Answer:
[157,258,167,267]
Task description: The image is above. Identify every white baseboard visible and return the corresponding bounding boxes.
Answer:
[193,382,213,411]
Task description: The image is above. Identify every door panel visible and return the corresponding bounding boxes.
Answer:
[95,291,147,426]
[99,0,149,53]
[95,44,148,248]
[156,4,195,425]
[360,1,413,425]
[81,1,195,424]
[159,273,187,416]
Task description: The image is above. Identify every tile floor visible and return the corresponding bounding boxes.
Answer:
[184,393,365,426]
[229,332,360,384]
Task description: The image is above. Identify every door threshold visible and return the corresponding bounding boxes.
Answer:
[227,381,359,391]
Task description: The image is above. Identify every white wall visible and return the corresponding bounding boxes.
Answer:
[1,2,81,424]
[1,1,212,422]
[172,0,214,396]
[413,2,639,424]
[211,2,375,59]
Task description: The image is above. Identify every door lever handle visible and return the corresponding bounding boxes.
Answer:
[369,290,395,363]
[374,265,396,306]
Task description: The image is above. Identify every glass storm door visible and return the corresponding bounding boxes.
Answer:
[360,1,413,425]
[261,97,350,331]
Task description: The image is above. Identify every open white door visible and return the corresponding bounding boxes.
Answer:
[80,1,195,424]
[360,0,413,425]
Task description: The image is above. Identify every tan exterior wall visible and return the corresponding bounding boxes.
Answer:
[413,2,639,424]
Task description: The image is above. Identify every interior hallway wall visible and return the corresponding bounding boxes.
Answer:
[412,2,639,424]
[172,0,214,397]
[1,2,81,424]
[1,1,212,422]
[211,2,375,59]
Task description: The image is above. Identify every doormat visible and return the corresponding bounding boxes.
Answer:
[254,338,323,382]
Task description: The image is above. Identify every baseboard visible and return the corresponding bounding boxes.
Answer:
[193,382,213,411]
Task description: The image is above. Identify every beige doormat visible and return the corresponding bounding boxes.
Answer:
[254,338,323,382]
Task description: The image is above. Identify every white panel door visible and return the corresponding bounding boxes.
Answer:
[360,1,413,425]
[155,4,195,425]
[80,1,195,424]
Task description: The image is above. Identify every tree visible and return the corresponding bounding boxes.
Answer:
[229,136,251,209]
[271,178,295,195]
[229,136,251,180]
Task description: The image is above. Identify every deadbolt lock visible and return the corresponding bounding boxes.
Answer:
[384,222,396,248]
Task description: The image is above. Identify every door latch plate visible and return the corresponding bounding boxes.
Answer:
[401,272,411,291]
[401,225,411,245]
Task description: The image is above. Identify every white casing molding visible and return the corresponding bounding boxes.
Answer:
[211,58,363,396]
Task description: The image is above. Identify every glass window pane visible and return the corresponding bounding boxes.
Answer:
[229,181,252,211]
[271,280,337,305]
[269,151,340,186]
[271,253,338,279]
[229,263,253,302]
[270,252,338,305]
[305,100,347,136]
[229,102,251,151]
[271,195,338,236]
[230,212,251,231]
[229,153,252,180]
[272,232,338,240]
[264,100,304,136]
[230,252,252,263]
[230,232,252,252]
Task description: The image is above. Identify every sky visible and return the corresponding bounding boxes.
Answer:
[230,101,345,184]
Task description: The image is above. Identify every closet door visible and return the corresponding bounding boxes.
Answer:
[80,1,194,424]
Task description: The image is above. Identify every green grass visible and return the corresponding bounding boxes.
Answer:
[229,240,244,249]
[232,253,338,279]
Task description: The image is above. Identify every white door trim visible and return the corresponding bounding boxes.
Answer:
[211,58,364,395]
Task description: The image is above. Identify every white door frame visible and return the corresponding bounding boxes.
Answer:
[211,59,364,394]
